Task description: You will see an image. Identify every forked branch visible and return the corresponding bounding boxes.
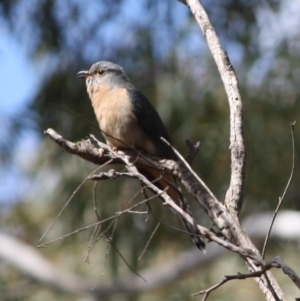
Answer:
[45,128,300,297]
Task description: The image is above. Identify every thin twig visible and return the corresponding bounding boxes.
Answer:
[126,210,148,214]
[161,137,218,202]
[138,223,160,261]
[85,221,115,264]
[99,208,145,282]
[192,269,269,299]
[98,236,111,282]
[85,225,102,263]
[90,221,118,289]
[89,170,134,180]
[48,103,100,131]
[149,206,203,237]
[38,165,104,244]
[85,182,103,263]
[45,129,300,291]
[37,197,158,248]
[107,236,147,282]
[262,121,296,258]
[141,184,152,222]
[92,181,101,221]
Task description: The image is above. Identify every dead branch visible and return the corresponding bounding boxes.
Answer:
[182,1,288,299]
[0,232,221,297]
[2,212,300,298]
[42,2,296,295]
[185,0,246,215]
[262,121,296,258]
[192,266,295,301]
[44,129,300,296]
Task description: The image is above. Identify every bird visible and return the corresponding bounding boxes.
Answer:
[77,61,205,251]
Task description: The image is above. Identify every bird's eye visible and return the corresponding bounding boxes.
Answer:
[96,69,105,76]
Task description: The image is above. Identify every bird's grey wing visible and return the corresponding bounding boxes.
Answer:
[128,88,176,160]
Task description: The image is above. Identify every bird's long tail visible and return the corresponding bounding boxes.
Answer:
[140,167,206,251]
[164,175,206,251]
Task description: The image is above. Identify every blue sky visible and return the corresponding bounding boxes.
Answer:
[0,27,39,204]
[0,28,37,114]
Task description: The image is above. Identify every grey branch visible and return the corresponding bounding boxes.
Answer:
[89,170,135,180]
[185,0,246,215]
[44,129,300,297]
[183,1,287,299]
[262,121,296,258]
[1,211,300,298]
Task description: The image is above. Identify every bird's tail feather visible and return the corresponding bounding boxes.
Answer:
[158,173,206,251]
[140,168,206,251]
[179,206,206,251]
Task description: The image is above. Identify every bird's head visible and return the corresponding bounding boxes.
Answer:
[77,61,130,92]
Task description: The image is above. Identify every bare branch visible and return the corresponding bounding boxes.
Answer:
[89,137,298,293]
[1,230,299,299]
[138,223,160,262]
[262,122,296,258]
[89,170,137,180]
[192,270,272,300]
[44,129,293,299]
[182,1,286,299]
[106,229,147,283]
[192,265,293,301]
[0,232,222,297]
[192,256,300,300]
[37,196,155,248]
[185,0,246,215]
[44,128,109,165]
[38,165,104,244]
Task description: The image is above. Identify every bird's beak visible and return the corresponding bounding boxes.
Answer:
[77,70,90,78]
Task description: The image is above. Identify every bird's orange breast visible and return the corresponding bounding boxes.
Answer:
[90,85,157,154]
